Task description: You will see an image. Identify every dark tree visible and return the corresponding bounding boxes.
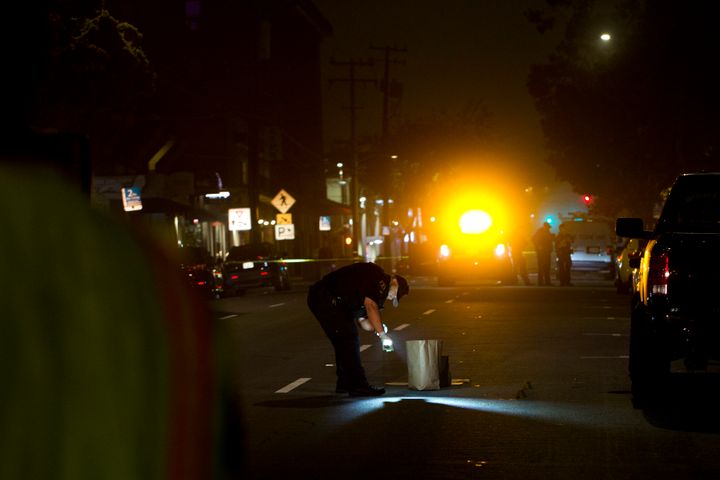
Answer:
[33,7,155,173]
[527,0,720,220]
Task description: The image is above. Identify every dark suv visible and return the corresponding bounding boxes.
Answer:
[617,173,720,406]
[221,242,290,296]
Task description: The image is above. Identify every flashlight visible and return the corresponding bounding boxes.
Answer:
[378,332,394,352]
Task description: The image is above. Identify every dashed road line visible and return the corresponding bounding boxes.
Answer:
[581,355,629,359]
[445,299,454,304]
[394,323,410,331]
[360,344,372,352]
[269,303,285,308]
[583,333,627,337]
[423,309,436,315]
[219,314,238,320]
[275,377,311,393]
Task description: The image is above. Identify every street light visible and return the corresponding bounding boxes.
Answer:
[600,32,612,42]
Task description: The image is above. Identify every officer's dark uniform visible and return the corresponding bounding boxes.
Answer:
[307,262,391,394]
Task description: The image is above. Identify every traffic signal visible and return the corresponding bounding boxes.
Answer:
[344,235,353,246]
[583,194,592,206]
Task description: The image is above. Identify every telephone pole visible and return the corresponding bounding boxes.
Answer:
[369,46,406,267]
[369,45,407,138]
[329,58,375,259]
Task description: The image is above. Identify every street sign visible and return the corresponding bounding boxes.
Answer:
[319,215,331,231]
[121,187,143,212]
[276,213,292,225]
[228,207,252,231]
[271,189,295,214]
[275,224,295,240]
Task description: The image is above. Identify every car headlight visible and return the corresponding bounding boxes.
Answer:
[439,244,451,258]
[494,243,507,258]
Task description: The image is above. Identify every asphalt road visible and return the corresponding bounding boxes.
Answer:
[211,272,720,479]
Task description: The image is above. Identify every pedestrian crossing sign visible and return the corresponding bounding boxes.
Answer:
[271,189,295,214]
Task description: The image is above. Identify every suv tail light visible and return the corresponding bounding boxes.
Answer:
[648,252,670,295]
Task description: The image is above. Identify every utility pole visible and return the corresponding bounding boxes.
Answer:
[369,45,407,138]
[370,46,406,269]
[329,58,375,259]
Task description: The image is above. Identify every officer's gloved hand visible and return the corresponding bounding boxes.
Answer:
[378,332,394,352]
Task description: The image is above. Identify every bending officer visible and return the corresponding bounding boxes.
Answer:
[307,262,409,397]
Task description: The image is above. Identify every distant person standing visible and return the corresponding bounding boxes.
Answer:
[509,233,531,285]
[532,222,555,286]
[555,223,574,286]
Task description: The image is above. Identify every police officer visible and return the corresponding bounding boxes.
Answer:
[307,262,409,397]
[532,222,555,286]
[555,223,574,286]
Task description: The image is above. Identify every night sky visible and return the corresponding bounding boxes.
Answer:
[314,0,564,182]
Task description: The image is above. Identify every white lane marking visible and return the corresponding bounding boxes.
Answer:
[581,355,629,359]
[360,344,372,352]
[269,303,285,308]
[394,323,410,331]
[275,377,311,393]
[219,314,238,320]
[583,333,627,337]
[423,309,436,315]
[445,299,454,304]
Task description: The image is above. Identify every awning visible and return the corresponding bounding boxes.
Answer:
[130,197,218,221]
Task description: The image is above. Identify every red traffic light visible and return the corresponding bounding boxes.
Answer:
[583,194,592,205]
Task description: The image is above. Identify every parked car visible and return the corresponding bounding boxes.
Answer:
[178,246,223,299]
[613,237,647,294]
[222,242,290,296]
[560,220,615,275]
[616,172,720,406]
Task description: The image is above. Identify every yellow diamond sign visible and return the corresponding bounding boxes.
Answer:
[271,189,295,214]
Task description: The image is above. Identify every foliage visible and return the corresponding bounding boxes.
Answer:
[34,7,155,172]
[527,0,720,220]
[39,9,154,123]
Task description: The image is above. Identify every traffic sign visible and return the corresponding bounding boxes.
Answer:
[271,189,295,214]
[121,187,143,212]
[275,224,295,240]
[228,207,252,231]
[276,213,292,225]
[319,215,331,231]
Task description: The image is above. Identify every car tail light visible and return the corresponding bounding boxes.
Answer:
[648,252,670,295]
[260,271,269,277]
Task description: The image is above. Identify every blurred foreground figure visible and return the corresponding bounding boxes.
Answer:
[0,137,243,479]
[307,262,409,397]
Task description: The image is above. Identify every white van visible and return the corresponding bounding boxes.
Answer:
[559,220,615,272]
